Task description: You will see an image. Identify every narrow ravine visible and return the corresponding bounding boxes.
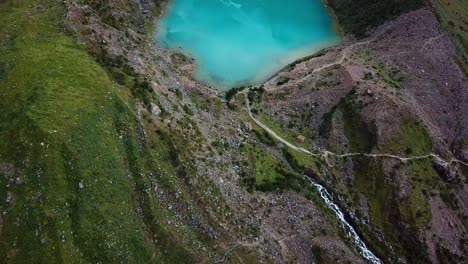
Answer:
[304,176,383,264]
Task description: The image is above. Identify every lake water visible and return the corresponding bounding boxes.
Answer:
[156,0,340,90]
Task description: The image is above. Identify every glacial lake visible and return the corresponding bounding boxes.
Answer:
[156,0,340,90]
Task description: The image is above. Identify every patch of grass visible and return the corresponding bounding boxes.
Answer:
[251,124,276,147]
[341,103,375,153]
[224,86,247,102]
[354,115,432,224]
[189,94,209,111]
[432,0,468,74]
[175,89,183,100]
[372,64,402,89]
[242,144,285,187]
[276,77,291,86]
[398,159,435,228]
[353,158,389,228]
[213,97,222,119]
[182,104,194,116]
[0,63,5,81]
[257,113,302,147]
[144,19,156,35]
[328,0,425,36]
[0,0,198,262]
[355,49,372,60]
[384,115,432,156]
[382,118,434,228]
[283,148,321,173]
[325,96,434,261]
[352,114,434,261]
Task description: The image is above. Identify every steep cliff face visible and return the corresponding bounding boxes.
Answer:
[0,0,467,263]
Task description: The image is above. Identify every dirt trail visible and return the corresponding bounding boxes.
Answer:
[243,93,468,168]
[264,26,394,92]
[266,25,447,93]
[244,93,320,157]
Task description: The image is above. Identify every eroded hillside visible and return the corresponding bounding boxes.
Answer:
[0,0,467,263]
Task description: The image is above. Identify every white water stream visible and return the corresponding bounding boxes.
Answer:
[304,176,383,264]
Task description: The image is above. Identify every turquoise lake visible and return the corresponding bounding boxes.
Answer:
[157,0,340,90]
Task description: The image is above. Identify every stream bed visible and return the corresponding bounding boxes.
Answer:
[304,176,383,264]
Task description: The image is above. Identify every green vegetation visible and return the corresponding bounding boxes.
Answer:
[0,0,200,262]
[242,144,285,187]
[311,245,325,264]
[283,148,321,172]
[432,0,468,74]
[384,116,432,156]
[213,97,223,119]
[341,103,375,153]
[252,126,276,147]
[0,63,5,80]
[239,133,322,193]
[398,160,435,227]
[189,94,209,111]
[328,0,425,36]
[257,113,303,147]
[320,91,434,262]
[224,86,247,102]
[320,89,376,153]
[175,89,183,100]
[247,86,265,105]
[276,77,291,86]
[354,158,388,228]
[352,115,434,263]
[382,116,434,228]
[144,19,156,34]
[372,64,403,89]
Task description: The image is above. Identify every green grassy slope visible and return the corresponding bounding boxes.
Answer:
[327,0,425,36]
[0,0,197,262]
[432,0,468,74]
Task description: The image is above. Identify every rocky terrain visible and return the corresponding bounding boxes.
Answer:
[260,6,468,263]
[0,0,466,263]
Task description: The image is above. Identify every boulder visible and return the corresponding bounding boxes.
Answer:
[432,158,461,183]
[243,122,252,132]
[150,102,161,116]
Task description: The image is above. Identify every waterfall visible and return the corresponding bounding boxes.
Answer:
[304,176,383,264]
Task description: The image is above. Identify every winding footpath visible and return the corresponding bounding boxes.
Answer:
[240,32,467,260]
[244,93,468,168]
[245,95,319,157]
[242,92,466,264]
[244,93,383,264]
[268,26,390,90]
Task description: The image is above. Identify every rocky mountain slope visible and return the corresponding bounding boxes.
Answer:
[261,6,468,263]
[0,0,466,263]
